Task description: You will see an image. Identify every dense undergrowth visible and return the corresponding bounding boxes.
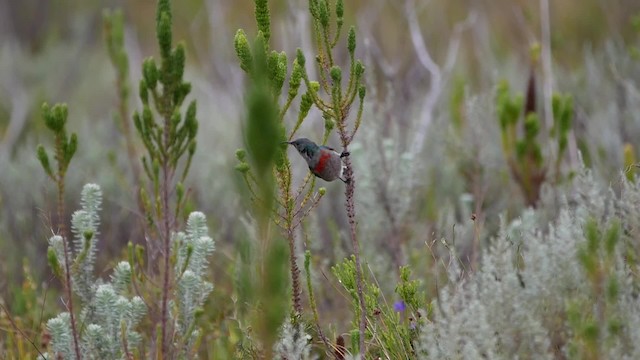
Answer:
[1,0,640,359]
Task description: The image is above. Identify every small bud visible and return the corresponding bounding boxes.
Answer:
[236,149,247,161]
[143,58,158,89]
[83,230,94,241]
[53,104,68,125]
[176,182,184,200]
[235,162,250,173]
[299,93,313,119]
[355,61,365,77]
[186,101,197,126]
[358,84,366,100]
[296,48,306,67]
[324,117,335,131]
[318,0,329,28]
[188,139,197,155]
[234,29,253,73]
[318,187,326,196]
[47,247,62,279]
[139,79,149,103]
[254,0,271,43]
[348,26,356,54]
[171,110,181,126]
[142,106,153,127]
[42,103,64,133]
[157,11,172,58]
[288,60,303,99]
[310,81,320,92]
[173,43,186,80]
[336,0,344,19]
[330,66,342,83]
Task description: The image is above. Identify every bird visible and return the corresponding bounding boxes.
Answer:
[286,138,350,183]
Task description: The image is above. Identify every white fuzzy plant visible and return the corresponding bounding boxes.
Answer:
[171,211,215,357]
[417,166,640,359]
[44,184,146,359]
[44,184,216,359]
[273,320,315,360]
[44,185,217,359]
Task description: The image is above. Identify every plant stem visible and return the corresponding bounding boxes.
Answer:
[342,156,366,357]
[337,120,366,356]
[282,166,303,314]
[160,100,172,358]
[286,225,303,314]
[55,138,81,360]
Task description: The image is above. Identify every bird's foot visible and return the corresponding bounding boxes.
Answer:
[340,151,350,158]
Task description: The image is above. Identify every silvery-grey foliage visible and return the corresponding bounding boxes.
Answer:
[273,320,316,360]
[44,184,145,360]
[417,168,640,358]
[173,211,216,356]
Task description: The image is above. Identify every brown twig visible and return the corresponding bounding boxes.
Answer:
[336,125,366,356]
[160,114,173,358]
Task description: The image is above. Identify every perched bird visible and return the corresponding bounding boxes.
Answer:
[287,138,350,183]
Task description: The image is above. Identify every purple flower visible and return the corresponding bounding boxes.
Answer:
[394,301,406,312]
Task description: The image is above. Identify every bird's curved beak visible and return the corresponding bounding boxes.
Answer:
[281,141,292,145]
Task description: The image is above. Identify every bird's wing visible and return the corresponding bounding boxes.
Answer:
[321,145,342,156]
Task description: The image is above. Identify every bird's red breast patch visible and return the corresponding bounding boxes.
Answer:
[313,150,332,173]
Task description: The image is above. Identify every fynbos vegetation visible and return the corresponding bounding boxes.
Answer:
[1,0,640,359]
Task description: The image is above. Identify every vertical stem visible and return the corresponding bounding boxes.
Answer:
[55,139,82,360]
[160,160,171,358]
[283,167,302,314]
[287,225,303,314]
[160,102,172,358]
[335,111,366,356]
[341,156,366,357]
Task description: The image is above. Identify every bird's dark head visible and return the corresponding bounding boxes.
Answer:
[287,138,319,160]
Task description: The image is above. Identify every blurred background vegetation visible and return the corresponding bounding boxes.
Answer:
[1,0,640,356]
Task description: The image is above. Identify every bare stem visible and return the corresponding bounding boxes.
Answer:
[342,156,366,357]
[286,225,303,314]
[282,166,303,314]
[55,138,82,360]
[160,98,173,358]
[336,119,366,356]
